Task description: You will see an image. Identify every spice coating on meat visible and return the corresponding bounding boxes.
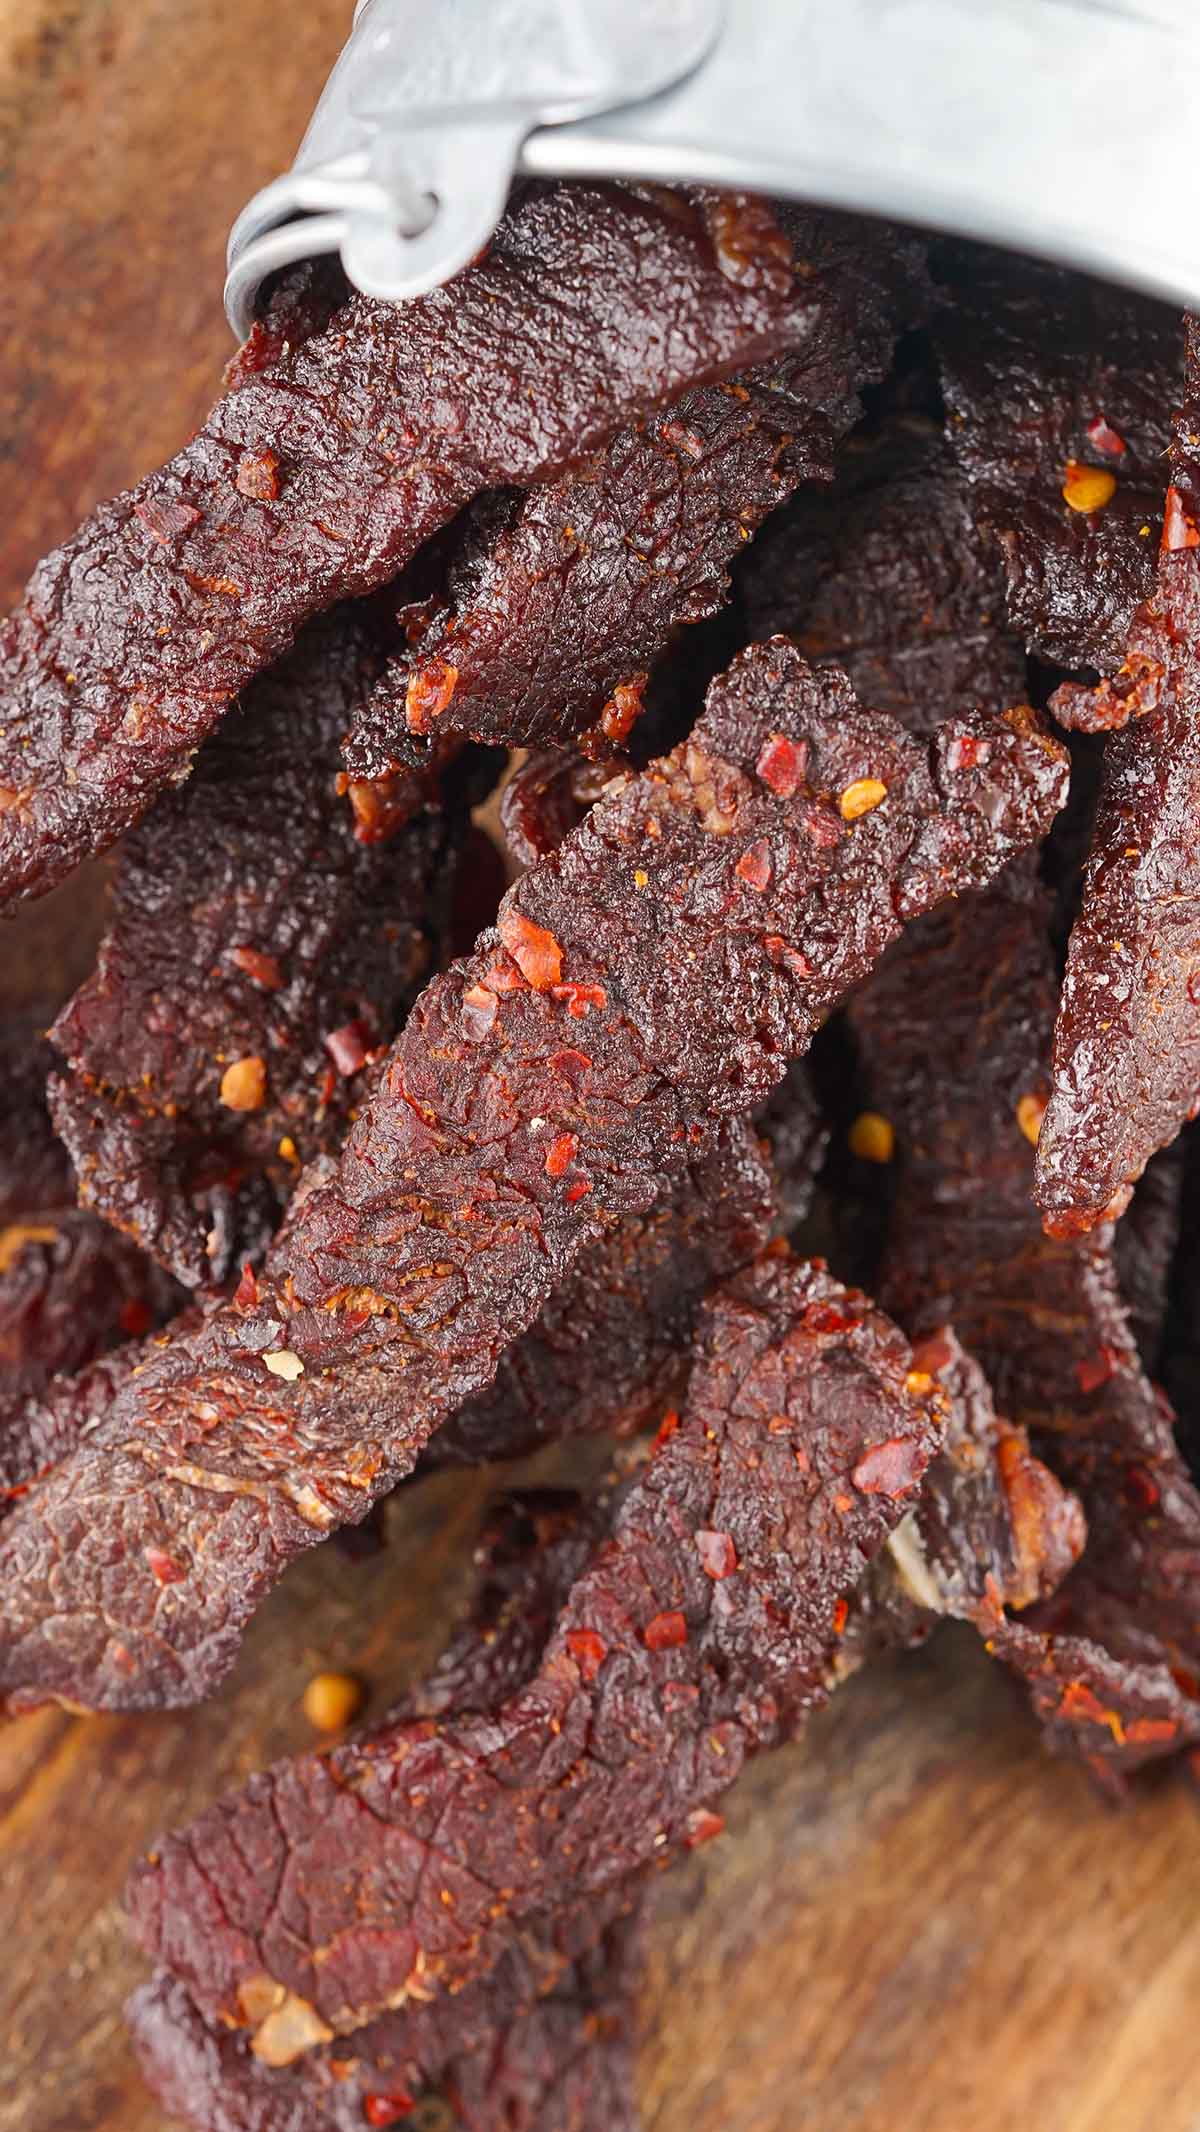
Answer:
[47,609,460,1288]
[1034,334,1200,1232]
[850,873,1200,1771]
[935,250,1182,670]
[343,209,932,778]
[0,185,916,911]
[126,1254,945,2051]
[130,1488,641,2132]
[0,640,1066,1713]
[423,1119,777,1471]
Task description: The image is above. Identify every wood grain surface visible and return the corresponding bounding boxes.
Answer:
[2,8,1200,2131]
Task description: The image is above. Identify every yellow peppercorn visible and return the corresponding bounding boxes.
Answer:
[219,1055,267,1112]
[1062,461,1117,514]
[839,777,888,821]
[849,1111,895,1163]
[1016,1092,1047,1146]
[302,1671,363,1733]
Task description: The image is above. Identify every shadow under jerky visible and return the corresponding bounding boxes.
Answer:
[48,606,469,1289]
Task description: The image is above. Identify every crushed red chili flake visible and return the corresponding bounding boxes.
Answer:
[404,658,460,733]
[146,1548,186,1588]
[544,1133,578,1179]
[497,910,564,990]
[1162,483,1200,552]
[552,981,607,1018]
[851,1436,930,1496]
[695,1530,738,1581]
[735,839,772,891]
[1086,414,1128,459]
[325,1021,370,1078]
[683,1808,725,1848]
[363,2094,414,2127]
[755,731,805,797]
[566,1629,607,1683]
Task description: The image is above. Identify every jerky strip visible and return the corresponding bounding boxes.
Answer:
[1033,329,1200,1230]
[0,642,1066,1713]
[343,223,928,778]
[935,248,1182,670]
[851,873,1200,1772]
[741,416,1028,733]
[0,184,917,910]
[131,1488,642,2132]
[127,1253,946,2049]
[1113,1143,1185,1376]
[423,1117,777,1471]
[48,609,464,1288]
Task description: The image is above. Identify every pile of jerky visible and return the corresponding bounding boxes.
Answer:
[2,184,1200,2131]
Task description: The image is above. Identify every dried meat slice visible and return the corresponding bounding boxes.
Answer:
[849,871,1200,1773]
[126,1253,946,2050]
[1034,329,1200,1231]
[423,1118,777,1471]
[131,1487,642,2132]
[0,184,923,910]
[741,415,1028,732]
[0,640,1066,1712]
[1113,1142,1186,1375]
[935,248,1182,670]
[342,226,929,779]
[47,609,466,1288]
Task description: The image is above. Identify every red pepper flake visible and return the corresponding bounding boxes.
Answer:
[832,1597,849,1635]
[228,944,284,991]
[235,449,281,502]
[1085,414,1127,459]
[683,1807,725,1848]
[404,657,459,733]
[852,1436,927,1497]
[756,732,805,798]
[643,1610,688,1652]
[566,1628,607,1683]
[550,1048,592,1085]
[325,1021,369,1077]
[565,1177,593,1205]
[804,1300,855,1336]
[498,910,564,990]
[600,675,647,745]
[943,732,983,773]
[134,496,201,543]
[118,1297,153,1339]
[363,2095,415,2127]
[552,980,607,1018]
[1058,1680,1125,1741]
[695,1530,738,1580]
[655,1410,681,1450]
[233,1262,259,1311]
[461,983,499,1039]
[735,839,772,892]
[1125,1715,1179,1746]
[545,1132,578,1178]
[764,934,813,980]
[483,957,525,994]
[1075,1345,1121,1395]
[1123,1462,1161,1512]
[1162,485,1200,552]
[146,1547,186,1587]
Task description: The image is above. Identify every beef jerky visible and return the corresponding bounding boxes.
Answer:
[422,1118,776,1471]
[127,1252,946,2050]
[47,610,463,1288]
[935,248,1182,669]
[0,1015,181,1427]
[1033,332,1200,1231]
[850,872,1200,1772]
[1113,1143,1186,1375]
[342,223,930,779]
[741,416,1028,731]
[131,1488,642,2132]
[130,1916,642,2132]
[0,183,923,911]
[841,1329,1086,1673]
[0,640,1066,1713]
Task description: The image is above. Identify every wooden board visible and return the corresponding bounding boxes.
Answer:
[2,8,1200,2130]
